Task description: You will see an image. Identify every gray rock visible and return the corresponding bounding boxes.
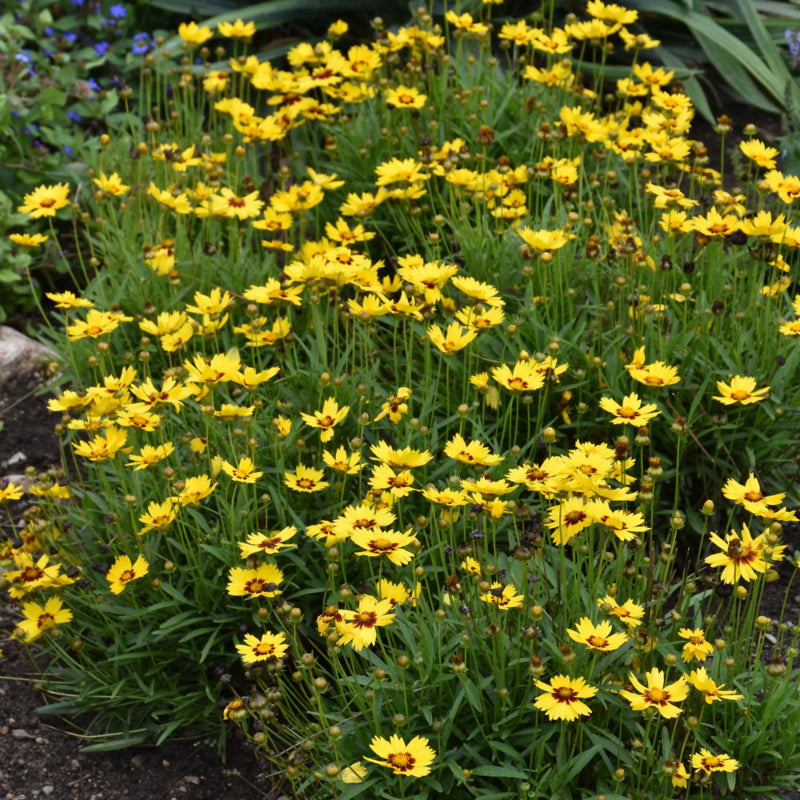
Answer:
[0,327,56,391]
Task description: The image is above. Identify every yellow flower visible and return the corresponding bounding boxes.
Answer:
[678,628,714,662]
[66,309,132,340]
[217,18,255,39]
[222,457,263,484]
[174,475,216,506]
[687,667,743,703]
[365,734,435,777]
[739,139,779,169]
[491,361,545,392]
[17,183,70,218]
[336,595,395,651]
[545,496,592,545]
[107,554,149,594]
[322,446,363,474]
[620,668,688,718]
[534,675,597,721]
[236,631,289,663]
[127,443,174,471]
[691,749,739,775]
[238,527,297,557]
[178,21,213,45]
[17,595,73,642]
[138,499,179,534]
[300,397,350,443]
[0,482,24,503]
[599,392,660,424]
[427,322,478,354]
[628,361,680,387]
[597,595,644,627]
[480,582,524,610]
[92,172,130,196]
[444,433,503,467]
[713,375,769,405]
[705,523,767,584]
[226,563,284,598]
[351,525,418,566]
[721,473,784,512]
[385,86,427,109]
[284,464,329,493]
[567,617,629,651]
[516,226,571,253]
[10,233,48,247]
[72,427,128,462]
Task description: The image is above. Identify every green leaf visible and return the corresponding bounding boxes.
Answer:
[469,763,528,779]
[0,268,21,283]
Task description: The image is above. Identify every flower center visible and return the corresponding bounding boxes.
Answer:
[646,687,667,703]
[387,752,415,771]
[554,686,578,702]
[354,611,377,628]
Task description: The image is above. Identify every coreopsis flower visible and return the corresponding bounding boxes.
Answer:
[599,393,661,424]
[46,291,92,310]
[178,21,213,45]
[227,563,284,598]
[340,762,368,784]
[174,475,217,506]
[138,499,179,534]
[127,377,194,413]
[691,207,741,237]
[374,387,412,424]
[739,139,779,169]
[10,232,48,247]
[300,397,349,443]
[740,210,787,238]
[210,188,264,219]
[597,595,645,627]
[92,172,130,196]
[451,275,503,307]
[545,496,592,545]
[236,630,289,663]
[765,169,800,203]
[687,667,743,703]
[705,524,767,584]
[378,579,416,608]
[18,183,70,218]
[691,749,739,775]
[712,375,769,405]
[480,582,524,610]
[516,226,571,254]
[322,446,363,474]
[370,442,433,468]
[385,86,427,109]
[620,668,688,718]
[66,309,133,340]
[72,426,128,462]
[218,17,255,39]
[722,473,784,513]
[567,618,629,651]
[365,734,435,777]
[6,553,70,599]
[222,457,263,484]
[427,321,478,355]
[587,501,648,541]
[350,527,418,566]
[678,628,714,662]
[239,527,297,557]
[17,595,73,642]
[368,464,415,498]
[0,482,24,503]
[534,675,598,721]
[185,287,233,317]
[491,361,545,392]
[628,360,680,387]
[336,595,395,650]
[444,433,503,467]
[421,485,470,507]
[127,443,174,471]
[107,554,150,594]
[284,464,329,493]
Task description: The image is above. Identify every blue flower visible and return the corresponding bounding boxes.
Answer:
[67,110,82,122]
[132,32,153,54]
[110,3,126,18]
[87,77,101,92]
[15,51,31,63]
[94,41,110,56]
[63,31,77,44]
[64,146,74,157]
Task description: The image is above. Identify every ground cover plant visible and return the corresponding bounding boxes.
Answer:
[5,1,800,798]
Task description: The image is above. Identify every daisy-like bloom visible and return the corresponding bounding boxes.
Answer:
[0,481,24,503]
[18,183,70,218]
[378,579,416,608]
[444,433,503,467]
[72,427,128,462]
[678,628,714,662]
[712,375,769,405]
[127,443,174,471]
[17,595,73,642]
[597,595,645,627]
[46,291,92,311]
[107,554,149,595]
[427,322,478,354]
[545,496,592,545]
[235,630,289,663]
[174,475,217,507]
[10,232,48,247]
[687,667,743,704]
[138,499,179,534]
[691,749,739,775]
[365,734,435,777]
[374,387,412,424]
[221,457,263,484]
[368,463,415,498]
[299,397,349,443]
[534,675,598,721]
[722,473,784,513]
[705,524,767,584]
[599,393,660,425]
[284,464,329,493]
[620,668,688,718]
[322,446,363,474]
[6,553,70,599]
[66,309,133,340]
[217,17,255,38]
[227,563,284,598]
[480,582,524,610]
[336,595,395,650]
[210,188,264,220]
[92,172,130,196]
[350,527,418,566]
[516,226,571,256]
[178,20,214,45]
[238,527,297,557]
[370,442,433,468]
[628,361,680,388]
[739,139,779,170]
[491,361,545,392]
[385,86,427,109]
[567,617,628,651]
[587,501,648,542]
